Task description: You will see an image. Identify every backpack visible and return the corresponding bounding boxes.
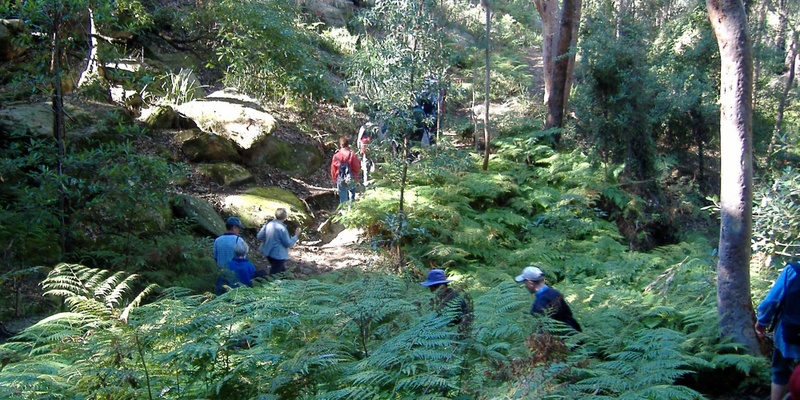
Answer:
[780,262,800,345]
[337,152,353,186]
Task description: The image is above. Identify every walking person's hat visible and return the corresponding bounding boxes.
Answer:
[226,216,246,229]
[515,266,545,282]
[421,269,452,287]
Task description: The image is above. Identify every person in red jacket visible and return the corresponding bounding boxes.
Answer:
[330,136,361,205]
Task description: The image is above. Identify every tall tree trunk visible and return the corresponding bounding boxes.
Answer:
[707,0,760,355]
[615,0,629,38]
[774,0,787,55]
[534,0,558,106]
[50,5,68,259]
[472,62,479,151]
[750,0,768,109]
[767,28,798,165]
[544,0,578,138]
[691,108,709,194]
[535,0,580,145]
[562,0,581,113]
[77,8,100,87]
[482,0,491,171]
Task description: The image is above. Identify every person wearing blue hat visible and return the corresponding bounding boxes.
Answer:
[214,216,246,270]
[515,265,581,332]
[421,269,471,331]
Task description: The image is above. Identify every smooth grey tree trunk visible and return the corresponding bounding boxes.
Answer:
[707,0,760,355]
[482,0,491,171]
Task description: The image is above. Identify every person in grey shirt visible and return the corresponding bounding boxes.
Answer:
[257,208,300,276]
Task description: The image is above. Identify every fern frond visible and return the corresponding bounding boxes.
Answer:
[710,353,765,375]
[100,272,139,308]
[120,283,160,323]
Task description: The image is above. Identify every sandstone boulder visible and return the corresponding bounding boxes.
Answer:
[197,162,254,187]
[222,187,310,229]
[177,129,242,163]
[176,89,276,150]
[172,194,226,237]
[243,135,324,177]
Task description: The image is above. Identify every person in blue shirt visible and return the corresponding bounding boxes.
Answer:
[226,240,256,287]
[216,238,256,293]
[755,262,800,400]
[257,208,300,276]
[515,266,581,332]
[214,216,246,269]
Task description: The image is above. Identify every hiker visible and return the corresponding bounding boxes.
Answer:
[515,266,581,332]
[421,269,472,331]
[330,136,361,204]
[213,216,246,269]
[257,208,301,276]
[755,261,800,400]
[226,239,256,287]
[357,123,376,184]
[216,238,256,293]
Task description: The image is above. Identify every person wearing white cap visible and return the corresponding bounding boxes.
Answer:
[515,266,581,332]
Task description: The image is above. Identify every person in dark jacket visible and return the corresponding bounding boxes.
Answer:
[421,269,472,332]
[515,266,581,332]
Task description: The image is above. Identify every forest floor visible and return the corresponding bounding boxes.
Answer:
[149,100,389,280]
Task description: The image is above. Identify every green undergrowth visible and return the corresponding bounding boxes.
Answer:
[0,133,775,399]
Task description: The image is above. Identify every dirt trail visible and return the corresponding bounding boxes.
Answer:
[291,226,384,276]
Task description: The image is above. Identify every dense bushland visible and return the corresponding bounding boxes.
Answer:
[0,137,779,399]
[1,0,799,398]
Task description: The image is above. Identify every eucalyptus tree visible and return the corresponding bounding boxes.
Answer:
[481,0,491,171]
[572,0,725,249]
[534,0,581,141]
[706,0,759,355]
[572,7,660,193]
[767,26,798,165]
[649,2,720,194]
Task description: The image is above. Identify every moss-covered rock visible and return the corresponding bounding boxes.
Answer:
[243,135,324,177]
[0,101,130,143]
[177,129,242,163]
[0,102,54,138]
[138,105,179,129]
[172,194,226,237]
[197,162,254,187]
[222,186,310,229]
